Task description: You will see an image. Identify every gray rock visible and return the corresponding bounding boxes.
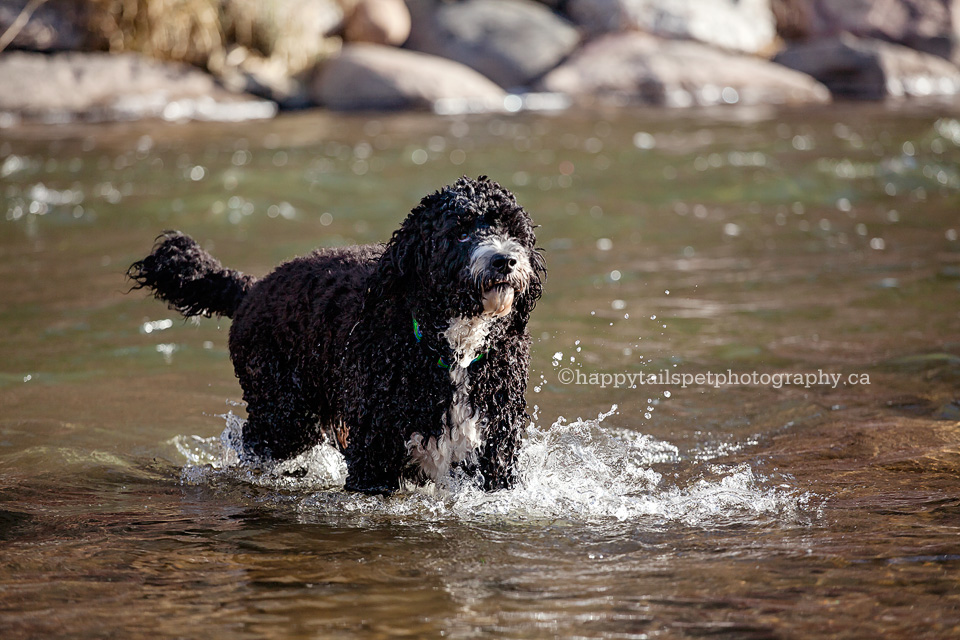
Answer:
[565,0,777,54]
[777,0,960,63]
[0,52,277,124]
[404,0,579,89]
[0,0,98,51]
[311,43,507,111]
[538,32,830,107]
[774,33,960,100]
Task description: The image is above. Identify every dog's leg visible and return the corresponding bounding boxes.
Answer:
[238,369,325,462]
[242,401,324,462]
[475,413,523,491]
[342,423,407,494]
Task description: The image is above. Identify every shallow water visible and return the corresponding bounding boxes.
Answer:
[2,104,959,638]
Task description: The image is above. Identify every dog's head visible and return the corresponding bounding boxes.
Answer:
[377,176,545,321]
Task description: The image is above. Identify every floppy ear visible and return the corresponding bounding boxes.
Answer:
[372,198,433,298]
[516,247,546,317]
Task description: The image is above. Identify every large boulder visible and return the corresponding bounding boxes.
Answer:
[538,32,830,107]
[773,0,960,63]
[565,0,777,54]
[404,0,579,89]
[0,0,99,51]
[311,43,507,111]
[774,33,960,100]
[0,52,277,123]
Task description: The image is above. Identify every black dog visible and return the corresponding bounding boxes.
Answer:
[129,176,545,493]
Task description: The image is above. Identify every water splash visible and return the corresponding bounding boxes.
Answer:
[174,412,347,492]
[173,408,816,527]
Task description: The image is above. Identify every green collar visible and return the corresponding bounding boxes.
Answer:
[413,316,484,370]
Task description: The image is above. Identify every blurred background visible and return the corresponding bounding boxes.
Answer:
[3,0,960,120]
[2,2,960,639]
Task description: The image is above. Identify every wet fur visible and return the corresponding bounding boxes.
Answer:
[128,177,545,494]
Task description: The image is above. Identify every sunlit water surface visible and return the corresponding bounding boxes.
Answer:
[1,104,959,638]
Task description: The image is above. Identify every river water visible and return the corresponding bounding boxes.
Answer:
[1,104,959,638]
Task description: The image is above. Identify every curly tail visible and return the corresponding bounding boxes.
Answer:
[127,231,255,319]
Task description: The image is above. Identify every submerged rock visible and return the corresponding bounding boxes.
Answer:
[405,0,580,89]
[311,43,506,111]
[538,32,830,107]
[774,34,960,100]
[0,52,277,124]
[565,0,777,54]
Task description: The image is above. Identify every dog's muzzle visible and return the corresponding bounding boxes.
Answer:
[482,282,515,316]
[471,238,532,317]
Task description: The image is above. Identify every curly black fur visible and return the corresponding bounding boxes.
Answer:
[127,232,255,318]
[129,177,545,494]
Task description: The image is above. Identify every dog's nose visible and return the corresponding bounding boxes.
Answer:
[492,254,517,273]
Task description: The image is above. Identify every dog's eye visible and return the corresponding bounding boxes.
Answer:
[458,233,470,243]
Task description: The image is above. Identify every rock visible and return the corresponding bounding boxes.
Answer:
[565,0,777,55]
[538,32,831,107]
[0,52,277,124]
[0,0,99,51]
[774,34,960,100]
[775,0,960,63]
[344,0,411,46]
[405,0,579,89]
[311,43,507,111]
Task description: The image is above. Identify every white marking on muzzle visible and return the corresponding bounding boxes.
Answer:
[468,235,533,293]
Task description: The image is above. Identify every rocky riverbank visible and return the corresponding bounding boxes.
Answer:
[2,0,960,124]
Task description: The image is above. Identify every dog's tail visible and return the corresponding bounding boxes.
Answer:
[127,231,255,319]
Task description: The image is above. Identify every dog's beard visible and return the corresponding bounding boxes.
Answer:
[469,235,532,317]
[482,283,515,316]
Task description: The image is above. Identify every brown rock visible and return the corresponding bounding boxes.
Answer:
[776,0,960,63]
[538,32,830,107]
[344,0,411,46]
[311,43,506,110]
[774,33,960,100]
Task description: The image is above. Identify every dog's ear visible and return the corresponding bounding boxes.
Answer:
[373,200,432,298]
[517,247,546,317]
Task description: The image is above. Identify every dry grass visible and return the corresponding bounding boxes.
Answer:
[90,0,224,67]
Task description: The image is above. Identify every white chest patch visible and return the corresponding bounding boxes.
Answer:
[444,314,495,368]
[406,316,492,482]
